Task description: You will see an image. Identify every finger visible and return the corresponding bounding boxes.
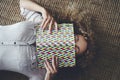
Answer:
[42,16,51,31]
[54,21,58,32]
[44,62,50,73]
[40,18,47,29]
[55,56,58,68]
[45,59,54,73]
[52,56,57,72]
[48,18,54,34]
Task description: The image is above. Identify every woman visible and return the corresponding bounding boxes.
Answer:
[0,0,89,80]
[19,0,87,54]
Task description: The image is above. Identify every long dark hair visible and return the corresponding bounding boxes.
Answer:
[57,3,96,68]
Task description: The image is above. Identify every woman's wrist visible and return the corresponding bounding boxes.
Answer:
[45,74,50,80]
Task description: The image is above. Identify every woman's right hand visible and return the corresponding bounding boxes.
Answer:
[40,8,58,34]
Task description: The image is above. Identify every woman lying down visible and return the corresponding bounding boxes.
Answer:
[0,0,93,80]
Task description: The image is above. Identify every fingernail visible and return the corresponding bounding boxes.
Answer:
[55,56,57,59]
[40,28,43,32]
[48,31,51,34]
[49,31,52,34]
[45,59,48,62]
[56,30,58,33]
[41,29,44,32]
[39,26,42,29]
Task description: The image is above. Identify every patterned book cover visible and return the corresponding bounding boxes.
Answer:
[36,23,75,68]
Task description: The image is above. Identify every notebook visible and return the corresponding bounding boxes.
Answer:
[36,23,75,68]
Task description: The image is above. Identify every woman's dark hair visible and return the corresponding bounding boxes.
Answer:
[74,13,96,68]
[58,4,96,68]
[58,9,96,68]
[72,11,95,68]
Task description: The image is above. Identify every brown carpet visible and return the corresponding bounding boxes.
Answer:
[0,0,120,80]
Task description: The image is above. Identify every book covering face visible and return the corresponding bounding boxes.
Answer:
[36,23,75,68]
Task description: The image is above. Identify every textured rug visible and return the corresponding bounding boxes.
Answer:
[0,0,120,80]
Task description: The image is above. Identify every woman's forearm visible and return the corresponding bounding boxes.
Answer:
[20,0,45,13]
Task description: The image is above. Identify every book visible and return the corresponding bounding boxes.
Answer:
[36,23,75,68]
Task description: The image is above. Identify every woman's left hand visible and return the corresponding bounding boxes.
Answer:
[40,9,58,34]
[44,55,58,80]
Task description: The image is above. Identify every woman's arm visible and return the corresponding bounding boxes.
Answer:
[20,0,58,33]
[20,0,45,13]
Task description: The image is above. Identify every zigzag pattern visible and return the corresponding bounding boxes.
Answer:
[36,23,75,68]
